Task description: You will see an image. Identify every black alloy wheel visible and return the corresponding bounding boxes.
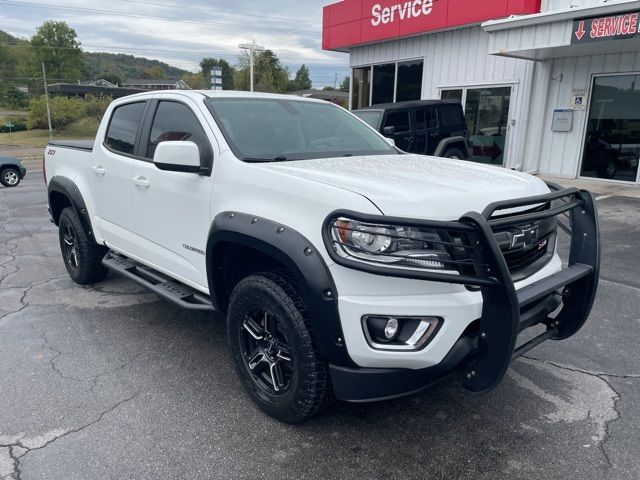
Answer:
[240,308,294,394]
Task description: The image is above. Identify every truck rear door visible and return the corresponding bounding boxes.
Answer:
[91,100,147,251]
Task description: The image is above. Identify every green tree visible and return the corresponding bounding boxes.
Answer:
[31,21,83,82]
[199,58,234,90]
[142,66,165,79]
[181,72,206,89]
[287,64,312,91]
[235,47,289,93]
[339,76,350,92]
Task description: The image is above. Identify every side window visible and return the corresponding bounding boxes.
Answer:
[146,101,210,162]
[105,102,146,155]
[441,105,464,128]
[415,108,438,130]
[384,110,410,133]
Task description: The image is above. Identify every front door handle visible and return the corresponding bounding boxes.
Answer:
[92,165,106,176]
[133,176,150,188]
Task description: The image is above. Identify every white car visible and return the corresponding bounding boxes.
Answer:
[44,91,600,423]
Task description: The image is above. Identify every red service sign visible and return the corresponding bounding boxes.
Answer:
[323,0,541,51]
[572,11,640,44]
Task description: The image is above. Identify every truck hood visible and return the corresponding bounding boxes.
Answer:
[258,155,550,220]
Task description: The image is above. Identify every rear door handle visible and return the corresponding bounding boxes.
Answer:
[92,165,106,176]
[133,176,150,188]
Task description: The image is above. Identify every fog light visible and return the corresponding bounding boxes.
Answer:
[362,315,442,351]
[384,318,399,340]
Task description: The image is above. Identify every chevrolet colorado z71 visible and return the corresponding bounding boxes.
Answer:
[44,91,600,423]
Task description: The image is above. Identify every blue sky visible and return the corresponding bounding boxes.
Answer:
[0,0,350,87]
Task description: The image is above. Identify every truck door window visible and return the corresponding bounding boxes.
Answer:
[146,101,210,163]
[105,102,146,155]
[384,111,410,133]
[415,108,437,129]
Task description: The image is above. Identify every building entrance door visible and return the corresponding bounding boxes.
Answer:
[442,86,514,165]
[580,74,640,183]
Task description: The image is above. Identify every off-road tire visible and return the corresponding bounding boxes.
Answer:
[227,271,333,423]
[58,207,109,284]
[442,147,466,160]
[0,167,21,187]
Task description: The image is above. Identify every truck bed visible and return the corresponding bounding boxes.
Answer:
[49,140,94,152]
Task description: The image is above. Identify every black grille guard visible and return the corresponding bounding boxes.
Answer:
[322,182,600,394]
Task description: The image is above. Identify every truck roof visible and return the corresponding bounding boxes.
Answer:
[120,90,327,104]
[355,99,462,112]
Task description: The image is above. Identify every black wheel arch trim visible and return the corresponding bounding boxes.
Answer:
[206,212,356,368]
[47,176,96,240]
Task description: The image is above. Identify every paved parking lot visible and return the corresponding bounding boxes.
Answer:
[1,175,639,480]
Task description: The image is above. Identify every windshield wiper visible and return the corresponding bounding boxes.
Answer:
[243,155,295,163]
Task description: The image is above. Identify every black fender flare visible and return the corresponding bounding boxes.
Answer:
[433,136,470,158]
[47,176,95,239]
[206,211,355,367]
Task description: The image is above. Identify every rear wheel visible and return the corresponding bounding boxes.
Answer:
[58,207,109,284]
[442,147,466,160]
[227,272,333,423]
[0,168,20,187]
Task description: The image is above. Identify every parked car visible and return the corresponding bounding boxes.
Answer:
[0,156,27,187]
[45,91,599,424]
[353,100,471,158]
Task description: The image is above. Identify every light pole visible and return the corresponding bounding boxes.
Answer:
[239,42,265,92]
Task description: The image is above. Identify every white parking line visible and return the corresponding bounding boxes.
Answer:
[596,194,613,201]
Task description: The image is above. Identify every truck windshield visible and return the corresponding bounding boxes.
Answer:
[352,110,383,130]
[205,98,396,162]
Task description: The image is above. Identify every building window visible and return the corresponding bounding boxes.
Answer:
[372,63,395,105]
[352,59,424,109]
[580,74,640,182]
[396,60,423,102]
[441,89,463,101]
[352,67,371,110]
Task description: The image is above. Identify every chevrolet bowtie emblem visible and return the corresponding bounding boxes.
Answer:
[511,226,540,249]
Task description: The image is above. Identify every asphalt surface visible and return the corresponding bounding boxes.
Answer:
[1,175,639,480]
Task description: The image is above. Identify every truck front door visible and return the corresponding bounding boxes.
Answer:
[129,98,215,291]
[383,109,414,152]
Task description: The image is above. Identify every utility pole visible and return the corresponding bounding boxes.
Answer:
[334,73,338,89]
[41,63,53,140]
[239,42,265,92]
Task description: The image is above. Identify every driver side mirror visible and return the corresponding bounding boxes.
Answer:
[153,141,202,173]
[382,126,396,137]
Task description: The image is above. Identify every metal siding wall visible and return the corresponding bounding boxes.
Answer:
[534,51,640,177]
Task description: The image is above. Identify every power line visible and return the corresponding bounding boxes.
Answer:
[120,0,321,25]
[0,0,321,36]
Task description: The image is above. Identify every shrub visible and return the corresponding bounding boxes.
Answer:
[27,96,86,133]
[84,94,112,122]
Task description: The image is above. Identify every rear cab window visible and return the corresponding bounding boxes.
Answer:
[105,102,146,155]
[440,105,464,129]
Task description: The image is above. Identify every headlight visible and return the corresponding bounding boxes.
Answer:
[330,217,461,272]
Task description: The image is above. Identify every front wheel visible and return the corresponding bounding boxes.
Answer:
[227,272,333,423]
[58,207,109,284]
[1,168,21,187]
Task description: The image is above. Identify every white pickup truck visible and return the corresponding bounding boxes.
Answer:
[44,91,600,423]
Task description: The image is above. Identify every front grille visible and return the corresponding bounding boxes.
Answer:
[502,239,550,273]
[491,203,556,277]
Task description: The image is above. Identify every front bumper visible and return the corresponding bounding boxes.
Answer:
[326,185,600,401]
[19,166,27,178]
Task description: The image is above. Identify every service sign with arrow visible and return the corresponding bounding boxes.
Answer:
[572,11,640,44]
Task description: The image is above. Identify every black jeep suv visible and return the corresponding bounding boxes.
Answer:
[353,100,471,159]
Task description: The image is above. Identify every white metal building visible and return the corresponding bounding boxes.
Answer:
[323,0,640,184]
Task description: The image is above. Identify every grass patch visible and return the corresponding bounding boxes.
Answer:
[0,117,100,147]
